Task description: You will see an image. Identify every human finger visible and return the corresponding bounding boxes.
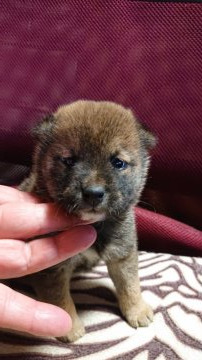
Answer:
[0,225,96,278]
[0,202,87,240]
[0,186,40,205]
[0,283,72,337]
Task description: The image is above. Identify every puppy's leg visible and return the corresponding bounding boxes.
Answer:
[107,251,153,328]
[31,264,85,342]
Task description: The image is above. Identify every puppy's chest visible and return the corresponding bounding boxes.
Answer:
[92,221,115,255]
[76,222,114,266]
[82,220,132,263]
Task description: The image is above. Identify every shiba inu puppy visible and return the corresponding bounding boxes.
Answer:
[20,100,156,342]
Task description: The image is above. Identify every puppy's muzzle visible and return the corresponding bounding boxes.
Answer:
[82,185,105,207]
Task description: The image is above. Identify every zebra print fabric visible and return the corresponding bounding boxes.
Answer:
[0,252,202,359]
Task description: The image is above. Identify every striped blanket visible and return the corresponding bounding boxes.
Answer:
[0,252,202,360]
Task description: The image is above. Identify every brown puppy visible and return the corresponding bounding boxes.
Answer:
[20,100,156,342]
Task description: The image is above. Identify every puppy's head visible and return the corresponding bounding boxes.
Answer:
[33,101,155,221]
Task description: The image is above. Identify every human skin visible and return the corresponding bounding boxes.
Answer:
[0,185,96,337]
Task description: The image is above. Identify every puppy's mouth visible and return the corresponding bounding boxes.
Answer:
[60,187,108,223]
[61,199,106,223]
[78,209,106,223]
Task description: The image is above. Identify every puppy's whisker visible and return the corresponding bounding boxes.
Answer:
[139,200,157,213]
[53,201,65,219]
[72,203,79,212]
[66,201,80,215]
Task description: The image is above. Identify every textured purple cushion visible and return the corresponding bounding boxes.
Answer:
[0,1,201,252]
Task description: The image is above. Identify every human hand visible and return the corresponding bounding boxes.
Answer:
[0,185,96,337]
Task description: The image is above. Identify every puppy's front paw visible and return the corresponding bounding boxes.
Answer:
[58,319,85,343]
[125,300,153,328]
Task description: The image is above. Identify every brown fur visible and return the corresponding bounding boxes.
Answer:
[19,100,156,342]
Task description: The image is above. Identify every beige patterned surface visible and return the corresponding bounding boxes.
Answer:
[0,252,202,359]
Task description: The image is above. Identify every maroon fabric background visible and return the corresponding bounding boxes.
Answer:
[0,1,201,255]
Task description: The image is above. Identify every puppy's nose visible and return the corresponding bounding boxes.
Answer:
[82,185,105,207]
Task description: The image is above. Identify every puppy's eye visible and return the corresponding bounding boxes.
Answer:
[60,156,77,167]
[110,157,128,170]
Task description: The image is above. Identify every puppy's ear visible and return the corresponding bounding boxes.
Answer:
[136,121,157,150]
[32,114,55,141]
[127,109,156,150]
